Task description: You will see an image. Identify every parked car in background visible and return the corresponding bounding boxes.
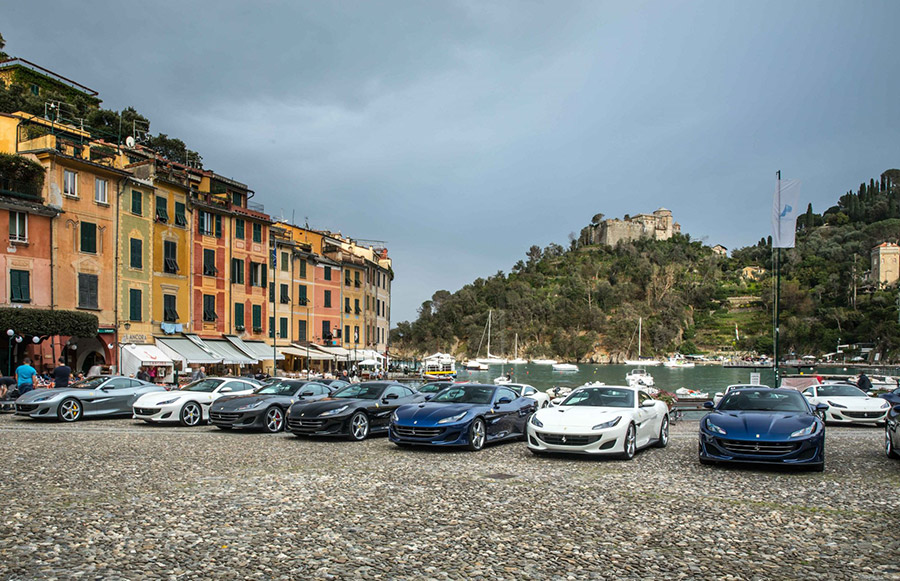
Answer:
[210,379,335,433]
[879,386,900,407]
[505,382,552,408]
[801,382,890,425]
[713,384,773,406]
[15,376,165,422]
[699,387,827,471]
[133,377,260,426]
[886,402,900,459]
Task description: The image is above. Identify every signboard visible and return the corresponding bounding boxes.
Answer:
[98,327,116,334]
[750,372,761,385]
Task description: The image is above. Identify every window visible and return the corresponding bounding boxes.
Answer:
[345,325,350,343]
[235,219,245,240]
[78,273,98,309]
[231,258,244,284]
[174,202,187,227]
[280,317,288,339]
[63,170,77,197]
[297,284,308,305]
[232,192,242,207]
[299,260,307,278]
[345,271,351,286]
[203,249,217,276]
[155,196,168,222]
[269,316,275,338]
[269,282,275,303]
[354,326,359,343]
[9,211,27,243]
[322,320,331,340]
[252,223,262,243]
[129,238,142,269]
[234,303,245,329]
[163,294,179,322]
[324,290,331,308]
[324,266,331,281]
[203,294,217,322]
[280,284,290,304]
[354,298,360,314]
[131,190,142,215]
[163,240,178,273]
[281,252,289,272]
[298,320,307,341]
[252,304,262,331]
[249,262,266,287]
[215,214,222,237]
[354,271,361,287]
[129,289,142,321]
[345,297,351,313]
[94,178,108,204]
[30,83,39,96]
[10,269,30,303]
[198,211,215,236]
[80,222,97,254]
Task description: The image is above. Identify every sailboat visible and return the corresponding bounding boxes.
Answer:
[509,333,527,365]
[475,310,507,365]
[624,317,661,366]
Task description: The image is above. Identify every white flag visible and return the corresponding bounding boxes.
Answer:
[771,178,802,248]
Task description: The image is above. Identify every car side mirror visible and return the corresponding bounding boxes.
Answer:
[100,385,114,391]
[867,391,874,397]
[893,404,900,414]
[496,396,513,405]
[300,391,314,397]
[703,401,714,409]
[803,393,813,398]
[424,394,434,401]
[641,399,656,407]
[220,387,232,393]
[815,403,829,411]
[384,393,399,400]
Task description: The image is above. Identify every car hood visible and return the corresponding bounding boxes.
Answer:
[819,396,887,410]
[704,411,818,439]
[15,388,85,402]
[289,397,366,416]
[394,402,486,424]
[534,406,631,430]
[134,391,194,406]
[213,393,288,410]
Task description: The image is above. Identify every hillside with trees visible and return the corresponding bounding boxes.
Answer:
[391,169,900,363]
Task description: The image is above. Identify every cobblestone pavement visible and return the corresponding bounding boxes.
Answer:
[0,414,897,580]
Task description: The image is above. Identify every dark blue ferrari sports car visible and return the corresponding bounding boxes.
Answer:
[699,387,828,471]
[389,383,536,451]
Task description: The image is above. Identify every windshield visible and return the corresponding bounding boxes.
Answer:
[71,377,108,389]
[719,390,808,412]
[818,384,866,397]
[255,383,300,396]
[332,383,385,400]
[432,385,494,404]
[182,379,223,393]
[561,387,635,408]
[419,382,451,393]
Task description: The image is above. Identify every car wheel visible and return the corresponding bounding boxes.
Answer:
[348,411,369,441]
[179,401,202,427]
[58,397,82,422]
[620,423,636,460]
[654,415,669,448]
[264,406,285,433]
[467,418,486,451]
[886,427,900,459]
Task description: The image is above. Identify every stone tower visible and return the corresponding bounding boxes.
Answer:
[871,242,900,286]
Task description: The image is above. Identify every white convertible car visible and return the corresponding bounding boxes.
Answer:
[802,382,890,425]
[133,377,260,426]
[527,385,669,459]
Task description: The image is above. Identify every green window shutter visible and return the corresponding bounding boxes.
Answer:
[269,316,275,338]
[175,202,186,226]
[81,222,97,253]
[234,303,245,328]
[78,273,98,309]
[298,284,307,305]
[156,196,169,222]
[299,260,306,278]
[252,305,262,330]
[269,282,275,303]
[235,219,244,239]
[10,270,29,302]
[129,289,142,321]
[215,214,222,238]
[253,223,262,243]
[280,317,288,338]
[130,238,142,269]
[298,320,307,341]
[131,190,142,215]
[261,265,267,287]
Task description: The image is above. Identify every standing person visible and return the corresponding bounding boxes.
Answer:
[87,359,103,377]
[15,357,37,395]
[52,358,72,388]
[857,372,872,393]
[136,366,151,382]
[191,366,207,381]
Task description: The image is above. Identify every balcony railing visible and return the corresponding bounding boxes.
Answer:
[0,175,42,200]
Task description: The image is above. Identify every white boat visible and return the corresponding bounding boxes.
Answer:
[464,360,489,371]
[508,333,527,365]
[664,355,695,368]
[624,317,662,366]
[625,368,655,389]
[474,310,508,365]
[675,387,708,398]
[532,359,558,365]
[493,374,513,385]
[552,363,579,372]
[422,352,457,379]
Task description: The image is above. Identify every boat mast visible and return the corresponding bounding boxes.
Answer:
[487,309,492,358]
[638,317,642,359]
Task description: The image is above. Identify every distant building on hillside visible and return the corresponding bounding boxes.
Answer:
[581,208,681,247]
[0,58,101,108]
[712,244,728,257]
[871,242,900,286]
[741,266,766,281]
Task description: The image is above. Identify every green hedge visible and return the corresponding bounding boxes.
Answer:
[0,307,98,338]
[0,152,45,190]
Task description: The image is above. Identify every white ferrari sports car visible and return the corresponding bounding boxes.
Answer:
[527,385,669,459]
[133,377,260,426]
[801,382,890,425]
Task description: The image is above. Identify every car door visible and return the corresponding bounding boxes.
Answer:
[88,377,135,416]
[634,390,655,447]
[370,385,414,431]
[489,387,521,439]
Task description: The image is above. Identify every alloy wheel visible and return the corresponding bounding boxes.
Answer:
[265,407,284,433]
[180,402,201,426]
[469,418,486,451]
[350,412,369,440]
[58,398,81,422]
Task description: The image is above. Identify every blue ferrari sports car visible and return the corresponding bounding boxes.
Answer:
[699,387,828,471]
[389,383,536,451]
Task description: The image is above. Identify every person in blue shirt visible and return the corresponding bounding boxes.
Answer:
[15,357,37,394]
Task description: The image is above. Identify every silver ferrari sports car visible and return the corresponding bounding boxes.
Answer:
[15,376,165,422]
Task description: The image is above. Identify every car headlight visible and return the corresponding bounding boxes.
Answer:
[391,411,398,423]
[592,416,621,430]
[236,401,264,411]
[791,423,818,438]
[31,394,55,403]
[437,412,467,424]
[156,398,179,406]
[530,414,543,428]
[319,405,348,417]
[827,400,846,409]
[881,400,890,409]
[705,418,727,435]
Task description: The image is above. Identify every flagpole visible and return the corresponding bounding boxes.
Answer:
[774,170,781,387]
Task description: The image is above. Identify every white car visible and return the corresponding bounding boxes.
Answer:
[133,377,260,426]
[527,385,669,459]
[802,382,890,425]
[713,384,773,406]
[504,383,552,408]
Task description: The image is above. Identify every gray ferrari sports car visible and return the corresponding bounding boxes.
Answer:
[15,375,166,422]
[210,379,337,432]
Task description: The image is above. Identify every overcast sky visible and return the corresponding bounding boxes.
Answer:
[6,1,900,322]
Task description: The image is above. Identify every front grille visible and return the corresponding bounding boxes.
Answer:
[134,407,160,416]
[393,425,443,438]
[15,404,38,413]
[288,418,325,432]
[210,411,241,422]
[539,433,602,446]
[717,438,798,455]
[843,411,885,419]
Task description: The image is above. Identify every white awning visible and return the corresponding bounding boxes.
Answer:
[202,339,258,365]
[122,344,173,367]
[315,345,352,358]
[156,337,223,365]
[283,344,336,360]
[226,336,285,361]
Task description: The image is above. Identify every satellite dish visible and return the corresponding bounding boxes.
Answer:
[125,136,136,148]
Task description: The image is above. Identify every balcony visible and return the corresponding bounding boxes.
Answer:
[0,175,42,200]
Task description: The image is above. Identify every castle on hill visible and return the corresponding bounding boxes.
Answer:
[580,208,681,247]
